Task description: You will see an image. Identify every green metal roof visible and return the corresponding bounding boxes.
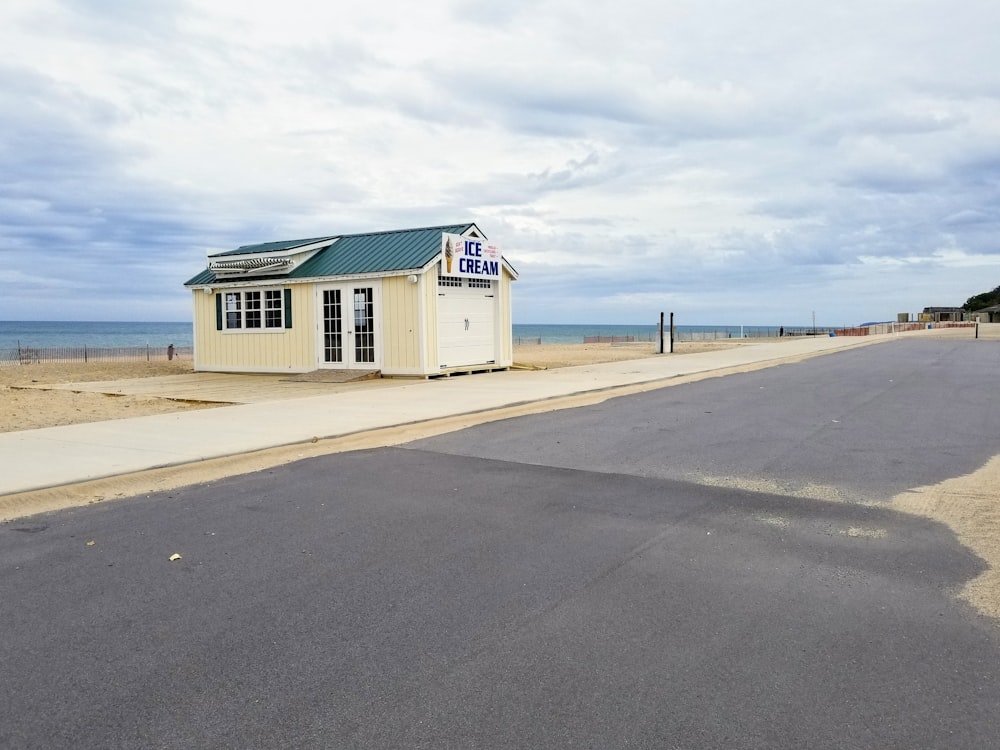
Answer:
[185,223,478,286]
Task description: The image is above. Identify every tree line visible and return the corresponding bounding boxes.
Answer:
[965,285,1000,311]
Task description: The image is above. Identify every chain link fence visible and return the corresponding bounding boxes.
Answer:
[0,345,193,367]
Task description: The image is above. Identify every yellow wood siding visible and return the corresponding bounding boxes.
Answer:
[422,269,441,371]
[380,275,422,373]
[498,267,514,366]
[192,285,316,372]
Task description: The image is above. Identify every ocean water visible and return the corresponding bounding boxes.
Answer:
[0,320,816,350]
[0,321,194,349]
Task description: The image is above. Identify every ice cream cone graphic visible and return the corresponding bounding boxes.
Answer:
[445,237,454,273]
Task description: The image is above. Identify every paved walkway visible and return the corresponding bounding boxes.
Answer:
[0,335,896,496]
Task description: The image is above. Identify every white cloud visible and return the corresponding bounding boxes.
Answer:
[1,0,999,324]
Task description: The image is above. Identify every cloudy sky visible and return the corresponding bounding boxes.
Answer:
[2,0,999,326]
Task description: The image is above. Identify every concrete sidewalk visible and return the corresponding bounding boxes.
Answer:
[1,335,886,496]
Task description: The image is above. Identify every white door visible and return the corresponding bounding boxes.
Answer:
[437,281,497,368]
[318,284,381,368]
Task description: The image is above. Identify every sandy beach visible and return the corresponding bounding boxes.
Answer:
[1,359,208,433]
[0,340,747,434]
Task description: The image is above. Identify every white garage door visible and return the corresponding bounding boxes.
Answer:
[438,281,497,368]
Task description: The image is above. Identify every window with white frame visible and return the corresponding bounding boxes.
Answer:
[224,289,285,330]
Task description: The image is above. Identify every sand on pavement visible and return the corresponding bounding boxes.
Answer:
[3,334,998,624]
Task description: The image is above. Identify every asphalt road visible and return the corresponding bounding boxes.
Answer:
[2,338,999,748]
[413,337,1000,504]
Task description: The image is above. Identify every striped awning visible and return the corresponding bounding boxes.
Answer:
[208,257,294,275]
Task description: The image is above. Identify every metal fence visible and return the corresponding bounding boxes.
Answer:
[583,335,648,343]
[516,329,832,345]
[832,322,977,336]
[0,345,193,367]
[674,327,839,341]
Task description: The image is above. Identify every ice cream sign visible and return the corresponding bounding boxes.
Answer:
[441,233,501,280]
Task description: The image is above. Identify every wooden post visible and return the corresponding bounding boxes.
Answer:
[670,312,675,353]
[659,312,664,354]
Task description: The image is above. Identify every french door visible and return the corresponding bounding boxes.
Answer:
[319,284,380,368]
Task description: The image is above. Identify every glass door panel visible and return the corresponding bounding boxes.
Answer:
[353,287,375,364]
[322,289,343,364]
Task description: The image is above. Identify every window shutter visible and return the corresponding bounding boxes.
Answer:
[215,293,223,330]
[284,288,293,328]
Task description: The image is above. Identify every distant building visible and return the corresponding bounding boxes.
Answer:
[969,304,1000,323]
[184,223,518,377]
[919,307,966,322]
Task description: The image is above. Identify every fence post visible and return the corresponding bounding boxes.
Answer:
[147,344,150,362]
[670,312,675,353]
[659,312,664,354]
[84,346,87,363]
